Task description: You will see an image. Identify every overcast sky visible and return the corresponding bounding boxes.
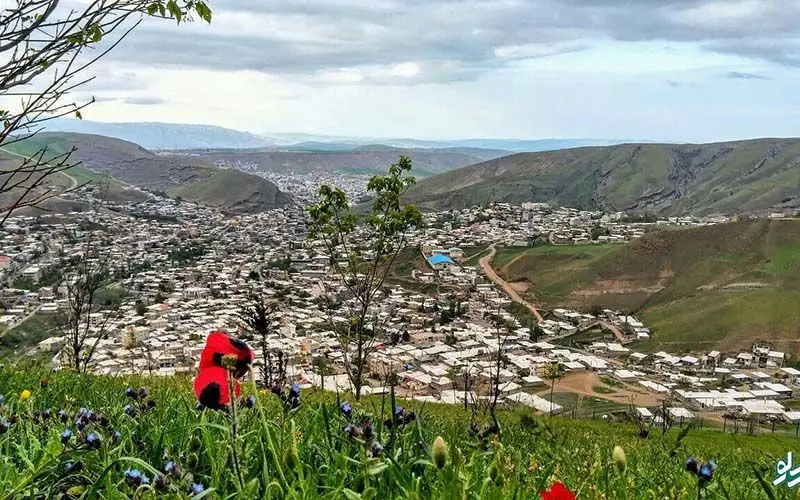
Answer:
[75,0,800,142]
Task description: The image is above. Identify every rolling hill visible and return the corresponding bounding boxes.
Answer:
[5,133,293,213]
[495,218,800,354]
[406,138,800,216]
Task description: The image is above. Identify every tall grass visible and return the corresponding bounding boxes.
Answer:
[0,364,796,499]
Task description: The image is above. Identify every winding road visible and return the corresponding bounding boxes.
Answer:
[0,146,79,192]
[479,244,544,322]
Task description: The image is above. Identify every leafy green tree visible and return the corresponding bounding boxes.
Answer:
[307,156,422,400]
[0,0,210,226]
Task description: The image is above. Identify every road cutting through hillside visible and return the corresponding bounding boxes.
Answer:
[479,244,544,322]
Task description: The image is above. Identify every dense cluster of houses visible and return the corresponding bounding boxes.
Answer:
[0,193,797,426]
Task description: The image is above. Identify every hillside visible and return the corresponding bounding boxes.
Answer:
[0,365,794,499]
[496,219,800,353]
[5,133,293,213]
[185,147,508,178]
[407,138,800,215]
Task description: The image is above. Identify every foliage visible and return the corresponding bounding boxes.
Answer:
[0,365,797,498]
[307,156,423,400]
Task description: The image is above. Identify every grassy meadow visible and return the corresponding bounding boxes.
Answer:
[0,364,798,498]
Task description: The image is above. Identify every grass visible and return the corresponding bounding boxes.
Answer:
[496,219,800,354]
[0,314,58,357]
[593,386,616,395]
[0,365,799,498]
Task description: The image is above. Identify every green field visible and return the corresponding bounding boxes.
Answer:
[0,365,798,498]
[496,219,800,354]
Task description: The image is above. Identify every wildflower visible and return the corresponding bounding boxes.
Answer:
[125,387,138,399]
[42,408,52,420]
[75,418,87,431]
[244,395,256,409]
[60,429,72,444]
[199,331,254,378]
[194,366,239,410]
[0,420,9,434]
[539,482,576,500]
[432,436,449,469]
[612,445,627,473]
[362,421,374,441]
[699,461,716,482]
[84,432,102,449]
[0,394,4,405]
[64,461,83,473]
[190,483,205,495]
[123,404,136,417]
[165,460,183,478]
[58,409,68,422]
[124,468,150,488]
[221,353,239,370]
[40,379,48,389]
[685,457,698,475]
[344,424,362,439]
[19,389,30,401]
[403,411,417,425]
[99,415,110,428]
[145,400,156,411]
[77,407,88,418]
[368,441,384,458]
[138,387,148,399]
[195,402,206,411]
[290,383,301,397]
[86,410,97,422]
[341,401,352,417]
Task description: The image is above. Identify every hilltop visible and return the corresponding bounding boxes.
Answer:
[495,218,800,353]
[406,138,800,215]
[182,147,507,178]
[5,133,293,213]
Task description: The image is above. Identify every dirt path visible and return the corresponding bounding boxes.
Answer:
[544,371,663,407]
[479,244,543,322]
[0,146,79,191]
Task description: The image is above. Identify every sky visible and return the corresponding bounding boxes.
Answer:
[63,0,800,142]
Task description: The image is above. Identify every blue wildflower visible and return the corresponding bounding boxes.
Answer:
[124,468,149,488]
[123,404,136,417]
[244,395,256,409]
[341,402,352,417]
[190,483,205,495]
[84,432,102,449]
[112,431,122,443]
[138,387,148,399]
[362,421,374,441]
[74,418,87,431]
[64,461,83,473]
[369,441,384,458]
[0,420,9,434]
[125,387,137,399]
[0,394,4,405]
[60,429,72,444]
[42,408,52,420]
[153,474,169,491]
[698,464,712,481]
[395,406,404,416]
[58,409,68,422]
[77,407,88,418]
[685,457,698,474]
[165,460,182,478]
[290,383,301,397]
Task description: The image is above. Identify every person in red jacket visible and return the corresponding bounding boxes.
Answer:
[194,331,254,409]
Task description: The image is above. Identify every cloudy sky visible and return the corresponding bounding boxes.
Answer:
[75,0,800,142]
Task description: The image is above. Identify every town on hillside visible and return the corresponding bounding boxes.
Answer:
[1,178,799,432]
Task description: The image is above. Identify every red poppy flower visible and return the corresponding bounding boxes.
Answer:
[198,331,254,377]
[540,482,576,500]
[194,366,241,409]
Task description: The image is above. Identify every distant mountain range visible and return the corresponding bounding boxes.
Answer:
[44,118,629,153]
[406,138,800,216]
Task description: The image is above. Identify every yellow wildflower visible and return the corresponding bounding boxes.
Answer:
[20,389,31,401]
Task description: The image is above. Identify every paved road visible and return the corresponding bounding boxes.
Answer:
[479,244,544,322]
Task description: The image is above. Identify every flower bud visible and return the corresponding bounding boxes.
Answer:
[612,445,627,473]
[432,436,448,469]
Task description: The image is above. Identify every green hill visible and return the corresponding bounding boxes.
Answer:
[0,364,795,499]
[5,133,293,213]
[407,138,800,215]
[496,219,800,353]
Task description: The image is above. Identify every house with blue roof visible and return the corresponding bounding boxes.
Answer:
[427,253,456,271]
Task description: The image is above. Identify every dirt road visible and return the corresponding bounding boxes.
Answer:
[479,244,543,322]
[0,147,78,191]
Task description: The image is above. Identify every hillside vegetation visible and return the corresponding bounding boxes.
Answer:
[5,133,293,213]
[407,138,800,215]
[0,365,795,499]
[497,219,800,353]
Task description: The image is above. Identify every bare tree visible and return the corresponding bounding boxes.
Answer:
[58,243,117,372]
[238,292,284,387]
[542,361,565,417]
[307,156,422,400]
[0,0,211,225]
